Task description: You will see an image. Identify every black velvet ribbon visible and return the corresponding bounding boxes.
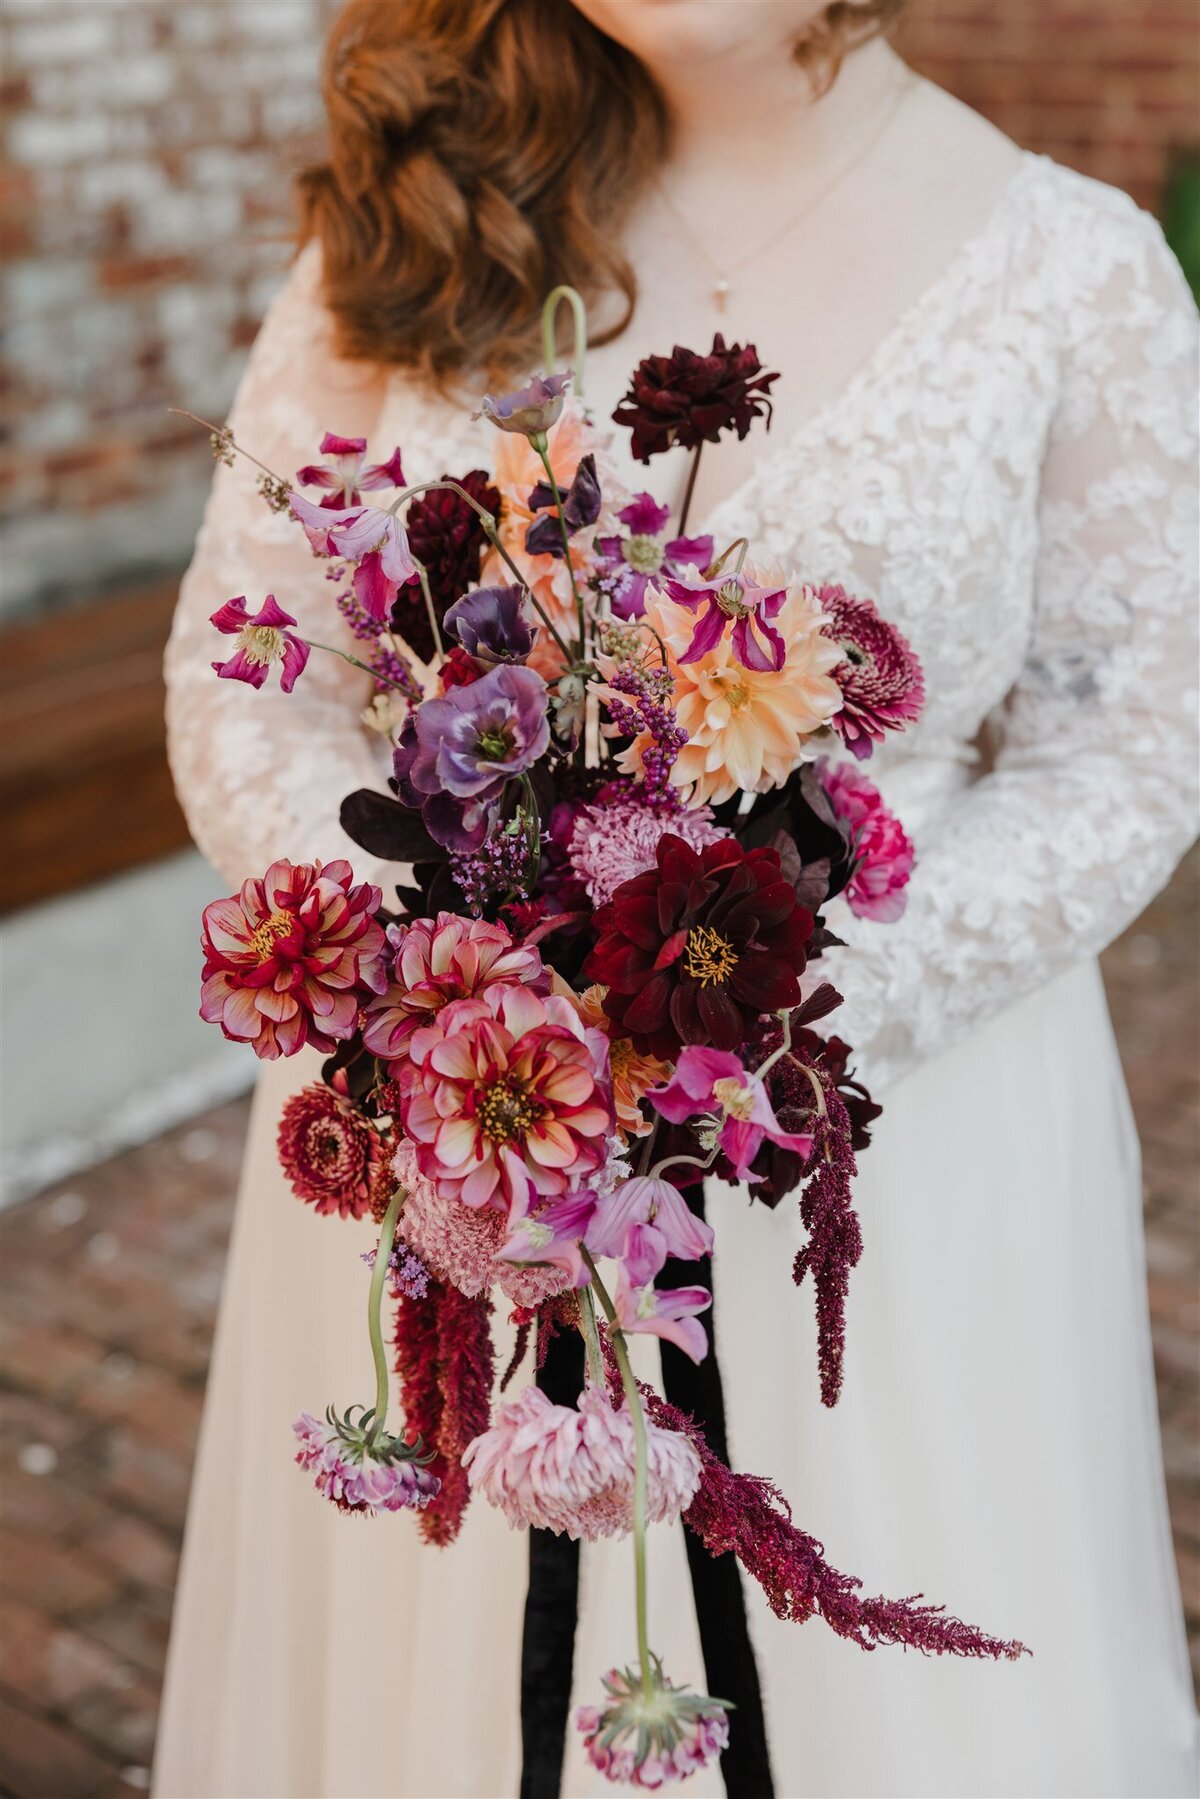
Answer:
[518,1189,775,1797]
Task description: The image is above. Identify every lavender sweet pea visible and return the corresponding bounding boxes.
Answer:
[443,584,536,666]
[478,370,572,438]
[594,494,714,621]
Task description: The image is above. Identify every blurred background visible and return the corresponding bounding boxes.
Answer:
[0,1,1196,1792]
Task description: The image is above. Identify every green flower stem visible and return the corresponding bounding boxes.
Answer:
[582,1248,653,1699]
[304,639,410,694]
[169,407,286,486]
[705,534,750,581]
[752,1007,794,1082]
[531,437,586,659]
[517,771,542,888]
[412,557,443,659]
[579,1285,605,1389]
[678,440,704,537]
[648,1151,716,1183]
[367,1185,407,1445]
[540,285,589,399]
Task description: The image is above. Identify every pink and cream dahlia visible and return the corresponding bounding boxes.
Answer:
[462,1385,702,1540]
[361,912,549,1070]
[820,584,924,761]
[277,1083,384,1219]
[200,859,386,1059]
[399,985,612,1216]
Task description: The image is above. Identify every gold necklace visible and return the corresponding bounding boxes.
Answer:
[654,75,915,313]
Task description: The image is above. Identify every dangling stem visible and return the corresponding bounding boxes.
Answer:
[579,1285,605,1388]
[649,1150,717,1182]
[169,408,287,486]
[531,436,586,658]
[754,1007,794,1081]
[367,1185,407,1444]
[583,1248,653,1698]
[412,558,443,659]
[678,441,704,535]
[540,285,588,399]
[703,535,750,581]
[305,639,410,694]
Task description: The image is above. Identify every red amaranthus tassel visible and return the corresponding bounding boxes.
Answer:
[791,1070,863,1408]
[393,1278,494,1547]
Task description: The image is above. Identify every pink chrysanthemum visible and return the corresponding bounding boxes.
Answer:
[399,985,612,1217]
[568,790,724,909]
[277,1083,384,1219]
[200,858,387,1060]
[361,913,549,1070]
[462,1384,701,1540]
[292,1408,440,1514]
[392,1140,571,1305]
[818,758,915,923]
[575,1662,730,1788]
[820,585,924,761]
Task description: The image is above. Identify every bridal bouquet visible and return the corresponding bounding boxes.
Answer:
[193,290,1022,1786]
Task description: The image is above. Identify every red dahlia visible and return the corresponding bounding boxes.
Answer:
[584,836,813,1058]
[612,335,778,464]
[394,469,499,660]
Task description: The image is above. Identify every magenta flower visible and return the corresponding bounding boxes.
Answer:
[295,431,406,509]
[209,593,309,692]
[575,1662,730,1787]
[362,912,549,1071]
[478,369,572,438]
[819,584,925,760]
[288,489,418,622]
[293,1406,440,1514]
[462,1384,701,1539]
[650,1046,813,1183]
[587,1176,713,1263]
[818,758,915,923]
[594,493,713,621]
[613,1222,711,1364]
[496,1190,598,1288]
[665,569,788,673]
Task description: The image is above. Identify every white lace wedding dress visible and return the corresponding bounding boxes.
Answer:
[157,154,1198,1798]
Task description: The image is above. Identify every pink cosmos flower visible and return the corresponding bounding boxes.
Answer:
[613,1223,711,1364]
[575,1664,730,1788]
[665,569,788,673]
[288,489,418,622]
[276,1083,384,1219]
[210,593,309,692]
[362,913,549,1071]
[295,431,406,508]
[587,1176,713,1263]
[293,1408,440,1514]
[200,858,387,1059]
[392,1140,569,1304]
[567,789,724,909]
[399,984,613,1217]
[650,1046,814,1183]
[817,758,915,923]
[462,1384,701,1539]
[820,584,925,760]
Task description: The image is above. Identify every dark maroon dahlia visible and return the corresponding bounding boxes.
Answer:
[393,469,499,660]
[276,1083,384,1219]
[584,835,813,1058]
[819,585,924,762]
[613,335,778,464]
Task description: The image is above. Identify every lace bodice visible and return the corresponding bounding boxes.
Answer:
[165,154,1199,1089]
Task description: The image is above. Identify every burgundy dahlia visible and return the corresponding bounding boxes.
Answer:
[584,835,813,1058]
[277,1083,384,1219]
[613,334,778,464]
[395,469,499,660]
[820,585,925,761]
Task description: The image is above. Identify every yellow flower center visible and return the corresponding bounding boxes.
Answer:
[683,924,738,987]
[247,910,293,960]
[716,580,752,619]
[712,1076,755,1121]
[239,623,287,666]
[477,1079,541,1143]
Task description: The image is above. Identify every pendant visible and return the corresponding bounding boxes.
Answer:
[714,277,730,312]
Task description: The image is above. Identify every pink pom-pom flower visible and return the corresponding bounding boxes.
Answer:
[820,584,924,761]
[818,758,915,923]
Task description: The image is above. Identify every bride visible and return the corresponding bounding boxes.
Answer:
[156,2,1198,1794]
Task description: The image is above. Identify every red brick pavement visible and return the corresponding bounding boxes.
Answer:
[1,854,1197,1796]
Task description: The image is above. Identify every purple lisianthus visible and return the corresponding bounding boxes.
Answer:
[295,432,406,509]
[443,584,535,667]
[478,369,572,438]
[525,453,602,557]
[594,494,713,621]
[210,593,310,692]
[394,663,550,850]
[665,569,787,672]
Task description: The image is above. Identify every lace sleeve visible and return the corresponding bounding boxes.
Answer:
[164,242,396,888]
[833,200,1199,1091]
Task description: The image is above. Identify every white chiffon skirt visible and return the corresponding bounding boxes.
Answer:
[153,959,1197,1798]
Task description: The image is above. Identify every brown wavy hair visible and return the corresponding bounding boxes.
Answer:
[299,0,907,385]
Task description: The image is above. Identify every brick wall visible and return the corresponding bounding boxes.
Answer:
[0,0,338,617]
[0,0,1196,619]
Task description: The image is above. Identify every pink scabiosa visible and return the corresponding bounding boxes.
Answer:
[292,1406,440,1514]
[277,1083,384,1219]
[462,1384,701,1539]
[567,786,724,910]
[575,1662,730,1788]
[650,1046,814,1183]
[817,758,915,923]
[210,593,309,692]
[200,859,387,1060]
[820,584,924,760]
[399,984,613,1217]
[295,432,405,508]
[362,913,549,1071]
